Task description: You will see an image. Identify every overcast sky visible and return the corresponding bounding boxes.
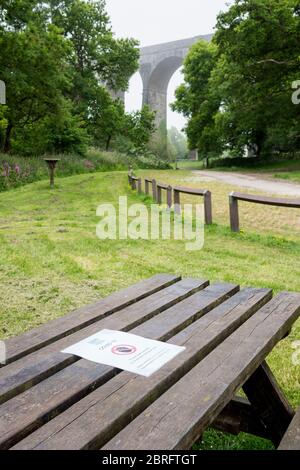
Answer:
[106,0,232,130]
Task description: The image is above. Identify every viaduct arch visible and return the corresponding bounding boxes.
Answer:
[138,34,213,127]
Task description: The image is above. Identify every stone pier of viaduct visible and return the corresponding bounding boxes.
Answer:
[139,34,213,127]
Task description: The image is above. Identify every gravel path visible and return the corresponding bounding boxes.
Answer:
[192,170,300,197]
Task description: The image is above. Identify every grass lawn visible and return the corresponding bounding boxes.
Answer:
[0,169,299,450]
[274,171,300,183]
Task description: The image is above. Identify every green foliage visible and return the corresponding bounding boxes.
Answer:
[125,105,156,152]
[0,0,145,157]
[0,147,169,192]
[148,120,172,161]
[172,40,221,162]
[173,0,300,161]
[168,127,188,160]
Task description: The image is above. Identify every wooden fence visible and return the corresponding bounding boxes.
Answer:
[128,174,213,225]
[229,191,300,232]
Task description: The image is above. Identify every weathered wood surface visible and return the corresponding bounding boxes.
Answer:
[173,186,212,225]
[0,279,209,449]
[0,278,206,407]
[103,292,300,450]
[156,183,173,208]
[278,408,300,450]
[2,273,299,451]
[4,274,180,366]
[13,287,272,450]
[231,192,300,208]
[229,191,300,232]
[173,186,208,196]
[3,283,237,450]
[229,193,240,233]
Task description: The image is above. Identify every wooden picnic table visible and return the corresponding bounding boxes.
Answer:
[0,274,300,450]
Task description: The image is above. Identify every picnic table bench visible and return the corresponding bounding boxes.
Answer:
[0,274,299,450]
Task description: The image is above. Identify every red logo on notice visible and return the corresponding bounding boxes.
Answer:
[111,344,137,355]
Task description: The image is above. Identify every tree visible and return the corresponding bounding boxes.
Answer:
[125,106,156,151]
[213,0,300,157]
[47,0,140,144]
[0,20,77,153]
[172,40,221,163]
[168,127,188,161]
[172,0,300,161]
[0,0,141,155]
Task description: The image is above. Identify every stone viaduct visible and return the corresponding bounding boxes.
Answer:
[138,34,213,127]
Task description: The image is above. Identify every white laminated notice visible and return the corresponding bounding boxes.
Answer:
[62,329,185,377]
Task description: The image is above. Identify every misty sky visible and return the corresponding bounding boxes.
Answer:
[106,0,232,130]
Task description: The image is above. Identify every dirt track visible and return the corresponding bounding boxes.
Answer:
[192,170,300,197]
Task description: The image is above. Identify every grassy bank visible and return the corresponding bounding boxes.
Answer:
[0,148,170,192]
[0,170,299,450]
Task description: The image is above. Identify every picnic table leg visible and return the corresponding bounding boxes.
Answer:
[242,360,294,446]
[212,396,269,439]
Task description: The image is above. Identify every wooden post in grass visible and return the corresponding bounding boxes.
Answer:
[229,192,240,232]
[174,188,181,214]
[152,179,157,202]
[167,186,173,209]
[145,179,150,195]
[44,158,60,189]
[138,178,142,194]
[131,178,137,191]
[157,185,162,205]
[204,190,213,225]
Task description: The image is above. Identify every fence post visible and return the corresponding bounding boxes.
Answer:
[204,190,213,225]
[132,178,137,191]
[128,174,132,187]
[157,185,162,205]
[167,186,173,209]
[174,189,181,214]
[152,179,157,202]
[145,180,149,195]
[137,178,142,194]
[229,192,240,232]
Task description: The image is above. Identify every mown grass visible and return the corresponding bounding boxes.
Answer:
[274,171,300,183]
[0,169,299,450]
[139,169,300,241]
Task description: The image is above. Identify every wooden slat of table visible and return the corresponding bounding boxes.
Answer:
[0,278,209,449]
[1,283,235,450]
[278,409,300,450]
[13,287,271,450]
[0,278,205,406]
[103,292,300,450]
[4,274,180,366]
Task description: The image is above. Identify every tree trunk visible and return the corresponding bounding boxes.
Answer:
[106,135,112,151]
[3,124,13,153]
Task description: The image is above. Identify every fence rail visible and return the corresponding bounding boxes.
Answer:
[157,182,173,208]
[173,186,213,225]
[128,174,213,225]
[229,191,300,232]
